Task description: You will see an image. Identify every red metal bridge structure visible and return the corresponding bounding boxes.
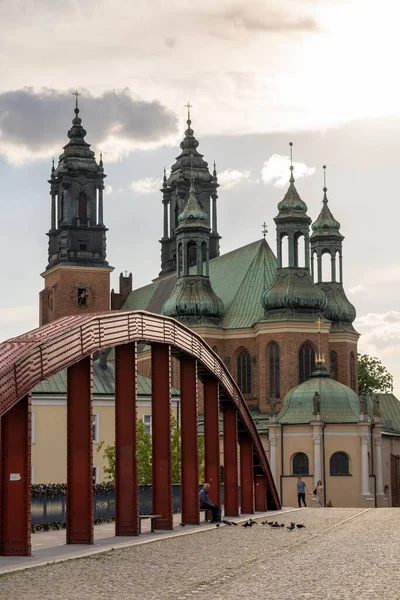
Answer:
[0,310,280,556]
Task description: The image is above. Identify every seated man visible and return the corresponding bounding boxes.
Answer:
[199,482,221,523]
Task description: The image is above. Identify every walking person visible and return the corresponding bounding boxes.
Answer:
[314,480,324,508]
[199,483,221,523]
[296,476,308,507]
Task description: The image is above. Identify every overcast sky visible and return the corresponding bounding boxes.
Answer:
[0,0,399,394]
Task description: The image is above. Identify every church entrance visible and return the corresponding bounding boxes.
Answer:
[390,454,400,507]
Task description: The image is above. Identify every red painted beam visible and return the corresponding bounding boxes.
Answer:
[239,437,254,514]
[180,357,199,525]
[0,395,31,556]
[67,357,94,544]
[223,404,239,516]
[203,377,220,507]
[115,343,138,536]
[151,344,173,530]
[255,475,267,511]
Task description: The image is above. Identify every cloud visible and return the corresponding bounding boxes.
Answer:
[0,88,179,163]
[348,284,367,295]
[356,311,400,354]
[104,185,113,195]
[261,153,316,187]
[130,177,161,194]
[218,168,251,189]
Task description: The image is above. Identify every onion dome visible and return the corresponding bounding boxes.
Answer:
[319,285,356,330]
[167,111,214,185]
[177,178,208,226]
[311,174,343,241]
[162,277,224,325]
[54,95,101,175]
[275,163,311,225]
[277,362,359,424]
[263,270,327,315]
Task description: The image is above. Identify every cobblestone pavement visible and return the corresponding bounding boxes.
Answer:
[1,508,399,600]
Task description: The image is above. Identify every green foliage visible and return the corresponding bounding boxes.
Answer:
[357,353,394,394]
[98,416,205,485]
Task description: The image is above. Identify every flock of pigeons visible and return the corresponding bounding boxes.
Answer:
[219,519,306,530]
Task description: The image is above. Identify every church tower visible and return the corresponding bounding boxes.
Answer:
[262,144,327,319]
[162,174,224,324]
[39,95,113,325]
[159,105,220,276]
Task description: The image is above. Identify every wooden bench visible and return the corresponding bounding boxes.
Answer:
[200,508,210,522]
[139,514,162,533]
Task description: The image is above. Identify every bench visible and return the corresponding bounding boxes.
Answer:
[139,514,162,533]
[200,508,210,522]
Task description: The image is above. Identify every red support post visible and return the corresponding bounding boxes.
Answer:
[0,395,31,556]
[151,344,173,530]
[223,404,239,516]
[115,343,138,536]
[203,377,220,506]
[67,356,94,544]
[239,437,254,514]
[255,475,267,512]
[180,357,199,525]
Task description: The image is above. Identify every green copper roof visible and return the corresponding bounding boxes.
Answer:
[311,189,343,240]
[263,268,327,317]
[162,276,224,325]
[317,282,356,330]
[277,363,360,424]
[366,394,400,434]
[275,169,311,224]
[122,239,277,329]
[167,118,213,186]
[32,360,180,397]
[177,178,208,226]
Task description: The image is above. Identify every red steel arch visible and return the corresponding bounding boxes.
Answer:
[0,310,280,556]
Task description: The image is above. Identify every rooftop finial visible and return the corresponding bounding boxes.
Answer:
[262,222,268,239]
[185,101,193,124]
[72,90,81,112]
[322,165,328,203]
[51,157,55,174]
[163,166,167,187]
[289,142,294,183]
[99,150,103,167]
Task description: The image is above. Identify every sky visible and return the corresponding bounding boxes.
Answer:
[0,0,399,393]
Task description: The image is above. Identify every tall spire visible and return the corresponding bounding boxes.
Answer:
[311,166,342,237]
[289,142,295,183]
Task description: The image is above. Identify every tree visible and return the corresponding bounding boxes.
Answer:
[98,415,205,484]
[357,353,394,394]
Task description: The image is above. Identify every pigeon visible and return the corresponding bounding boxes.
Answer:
[271,522,280,528]
[296,524,305,529]
[286,524,296,531]
[230,521,238,526]
[216,523,220,528]
[249,519,258,525]
[179,523,186,527]
[242,521,250,528]
[261,521,268,525]
[222,520,233,526]
[280,523,285,527]
[267,521,274,525]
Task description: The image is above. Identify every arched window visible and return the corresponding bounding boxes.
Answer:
[280,233,289,268]
[294,233,305,268]
[78,192,87,221]
[330,350,338,380]
[201,242,207,275]
[268,342,280,399]
[330,452,349,475]
[187,241,197,269]
[293,453,309,476]
[321,251,331,282]
[237,350,251,395]
[298,342,316,383]
[350,352,356,391]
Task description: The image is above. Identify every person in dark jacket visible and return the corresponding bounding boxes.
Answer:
[199,483,221,522]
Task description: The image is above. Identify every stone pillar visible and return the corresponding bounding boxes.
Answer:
[51,193,56,230]
[331,251,336,282]
[311,423,323,486]
[239,437,254,514]
[212,196,217,233]
[180,357,199,525]
[317,250,322,283]
[0,395,31,556]
[360,435,372,497]
[203,378,220,507]
[98,185,104,225]
[151,344,173,530]
[254,475,267,511]
[67,357,94,544]
[163,201,168,238]
[373,432,384,497]
[115,343,138,536]
[223,404,239,516]
[288,233,295,267]
[269,436,278,485]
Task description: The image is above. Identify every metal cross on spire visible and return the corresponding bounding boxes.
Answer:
[262,222,268,239]
[185,101,193,121]
[72,90,81,109]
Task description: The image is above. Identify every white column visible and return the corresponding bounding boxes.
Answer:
[373,435,384,496]
[313,435,322,486]
[360,435,372,496]
[269,436,277,485]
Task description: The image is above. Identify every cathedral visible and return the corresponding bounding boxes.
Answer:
[33,100,400,508]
